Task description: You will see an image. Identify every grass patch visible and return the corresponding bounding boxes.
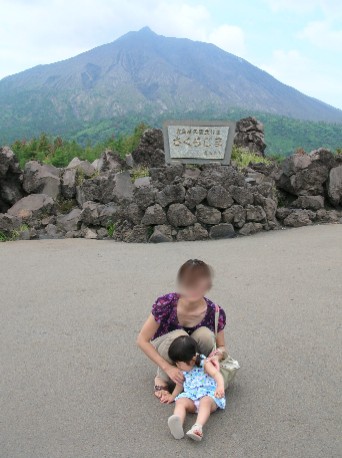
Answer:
[130,166,150,182]
[0,231,8,242]
[0,224,29,242]
[231,146,273,169]
[147,225,154,238]
[56,197,76,214]
[107,222,116,237]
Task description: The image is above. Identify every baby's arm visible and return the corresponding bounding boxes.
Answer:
[203,359,225,398]
[160,382,184,404]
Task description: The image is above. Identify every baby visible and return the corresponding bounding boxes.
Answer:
[161,335,226,441]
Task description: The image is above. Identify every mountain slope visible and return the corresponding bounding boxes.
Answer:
[1,26,342,143]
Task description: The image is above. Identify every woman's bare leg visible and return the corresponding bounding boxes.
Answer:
[154,376,169,399]
[191,327,215,356]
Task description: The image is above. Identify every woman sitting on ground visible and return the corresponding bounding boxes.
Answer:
[137,258,228,401]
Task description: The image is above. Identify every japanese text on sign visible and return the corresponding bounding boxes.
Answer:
[167,125,229,160]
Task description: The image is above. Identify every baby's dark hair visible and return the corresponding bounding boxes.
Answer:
[168,335,201,367]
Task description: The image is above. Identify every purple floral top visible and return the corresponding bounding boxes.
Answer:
[150,292,226,341]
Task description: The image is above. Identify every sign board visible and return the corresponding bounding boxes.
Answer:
[162,120,236,165]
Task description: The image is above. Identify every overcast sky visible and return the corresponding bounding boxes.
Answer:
[1,0,341,109]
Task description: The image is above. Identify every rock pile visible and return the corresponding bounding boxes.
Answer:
[0,146,24,213]
[234,117,266,157]
[131,128,165,167]
[1,123,341,243]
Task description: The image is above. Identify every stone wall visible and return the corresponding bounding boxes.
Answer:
[1,123,341,243]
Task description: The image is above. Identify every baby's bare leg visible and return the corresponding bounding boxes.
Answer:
[168,398,196,439]
[186,397,217,441]
[196,396,217,427]
[174,398,196,423]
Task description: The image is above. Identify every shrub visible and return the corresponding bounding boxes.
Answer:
[231,146,272,169]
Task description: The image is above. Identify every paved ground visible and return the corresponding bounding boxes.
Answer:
[0,224,341,458]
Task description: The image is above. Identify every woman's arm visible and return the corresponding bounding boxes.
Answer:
[206,330,228,370]
[136,314,184,385]
[213,330,228,360]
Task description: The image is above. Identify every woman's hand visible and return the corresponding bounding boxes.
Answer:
[166,366,184,385]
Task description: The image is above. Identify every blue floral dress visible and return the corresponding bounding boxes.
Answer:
[175,354,226,410]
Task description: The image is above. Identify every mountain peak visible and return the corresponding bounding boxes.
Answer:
[137,26,156,35]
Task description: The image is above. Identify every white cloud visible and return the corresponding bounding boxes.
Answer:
[208,25,246,56]
[299,20,342,50]
[0,0,246,79]
[151,2,210,41]
[260,49,310,80]
[260,49,342,108]
[265,0,341,15]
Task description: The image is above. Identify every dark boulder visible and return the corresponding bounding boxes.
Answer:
[196,204,221,225]
[167,203,197,227]
[93,149,126,173]
[8,194,55,221]
[176,223,208,241]
[0,213,22,234]
[131,129,165,167]
[245,204,267,222]
[134,186,156,209]
[141,204,167,225]
[23,161,61,199]
[209,223,235,239]
[238,222,263,235]
[57,208,82,233]
[327,165,342,207]
[222,205,246,228]
[197,164,245,189]
[149,224,173,243]
[283,210,315,227]
[229,185,254,206]
[122,224,150,243]
[207,185,234,209]
[150,163,184,188]
[0,147,24,212]
[291,195,324,210]
[80,201,122,227]
[155,184,186,207]
[234,117,266,156]
[184,186,207,209]
[276,149,336,197]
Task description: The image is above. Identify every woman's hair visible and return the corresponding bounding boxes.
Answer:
[168,335,202,367]
[177,259,214,289]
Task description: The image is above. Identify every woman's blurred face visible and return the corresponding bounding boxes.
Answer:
[179,277,211,302]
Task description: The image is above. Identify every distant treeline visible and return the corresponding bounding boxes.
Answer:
[69,109,342,157]
[9,116,342,169]
[11,123,149,168]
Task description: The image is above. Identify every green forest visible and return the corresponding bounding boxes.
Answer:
[11,124,149,168]
[70,109,342,155]
[8,111,342,169]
